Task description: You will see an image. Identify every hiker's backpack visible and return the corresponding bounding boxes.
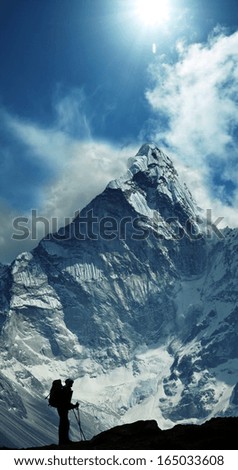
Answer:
[48,379,63,407]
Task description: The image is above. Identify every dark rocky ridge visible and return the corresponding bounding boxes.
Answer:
[27,417,237,450]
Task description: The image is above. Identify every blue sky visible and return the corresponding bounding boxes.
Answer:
[1,0,238,263]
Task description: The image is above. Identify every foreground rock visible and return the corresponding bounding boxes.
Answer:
[29,417,237,450]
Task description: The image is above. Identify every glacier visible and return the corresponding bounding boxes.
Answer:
[0,143,237,448]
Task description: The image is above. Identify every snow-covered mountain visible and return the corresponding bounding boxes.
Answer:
[0,143,237,448]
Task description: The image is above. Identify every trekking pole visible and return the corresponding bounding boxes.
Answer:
[73,408,86,441]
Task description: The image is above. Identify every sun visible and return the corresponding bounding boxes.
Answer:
[135,0,170,27]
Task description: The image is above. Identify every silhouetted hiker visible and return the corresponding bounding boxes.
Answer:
[57,378,79,446]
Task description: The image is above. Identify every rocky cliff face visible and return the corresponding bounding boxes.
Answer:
[0,143,237,448]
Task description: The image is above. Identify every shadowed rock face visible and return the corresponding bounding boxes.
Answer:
[28,417,237,450]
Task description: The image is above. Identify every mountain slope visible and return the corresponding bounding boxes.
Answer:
[0,143,237,448]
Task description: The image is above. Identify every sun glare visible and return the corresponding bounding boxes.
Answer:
[136,0,170,27]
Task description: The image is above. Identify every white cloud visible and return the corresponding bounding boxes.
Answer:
[147,30,238,158]
[5,111,75,171]
[41,140,137,223]
[145,29,238,226]
[53,86,92,139]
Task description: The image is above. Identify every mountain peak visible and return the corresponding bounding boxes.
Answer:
[137,142,155,152]
[136,142,164,160]
[108,143,176,190]
[107,143,200,233]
